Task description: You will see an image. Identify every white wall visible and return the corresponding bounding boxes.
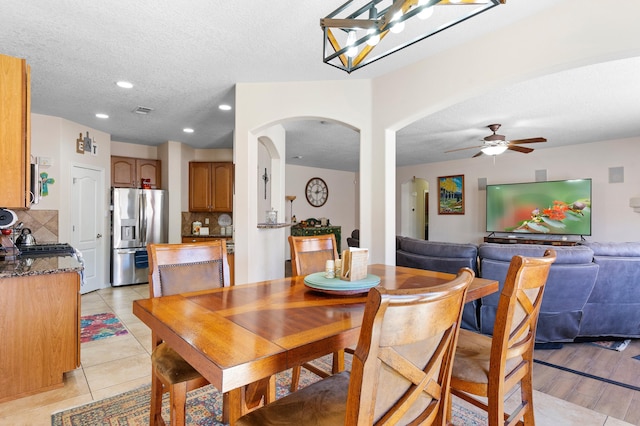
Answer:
[30,113,112,289]
[111,141,158,159]
[31,114,111,241]
[397,137,640,244]
[234,80,372,284]
[285,164,357,258]
[28,0,640,286]
[234,0,640,277]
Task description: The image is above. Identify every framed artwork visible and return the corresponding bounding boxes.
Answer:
[438,174,465,215]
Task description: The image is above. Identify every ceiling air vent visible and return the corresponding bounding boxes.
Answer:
[133,106,154,115]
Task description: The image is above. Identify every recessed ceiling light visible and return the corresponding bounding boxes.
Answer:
[116,81,133,89]
[219,104,232,111]
[96,113,109,119]
[183,128,194,133]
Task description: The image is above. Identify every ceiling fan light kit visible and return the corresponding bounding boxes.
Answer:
[321,0,505,73]
[445,123,547,158]
[480,144,508,156]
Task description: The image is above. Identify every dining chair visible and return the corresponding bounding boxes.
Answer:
[288,234,344,391]
[147,240,231,426]
[235,267,475,426]
[447,249,557,426]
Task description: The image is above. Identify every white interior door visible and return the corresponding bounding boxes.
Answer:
[400,180,418,238]
[400,178,428,240]
[71,165,106,294]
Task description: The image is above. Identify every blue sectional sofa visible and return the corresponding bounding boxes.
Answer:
[476,243,598,343]
[394,237,640,342]
[577,241,640,338]
[396,237,480,331]
[396,236,478,274]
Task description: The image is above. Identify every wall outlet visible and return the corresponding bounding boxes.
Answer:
[204,217,210,225]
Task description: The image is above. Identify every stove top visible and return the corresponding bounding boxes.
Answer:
[17,243,75,258]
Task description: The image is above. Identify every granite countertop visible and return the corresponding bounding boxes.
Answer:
[0,254,83,278]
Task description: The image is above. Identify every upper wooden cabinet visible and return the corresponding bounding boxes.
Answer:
[0,54,31,209]
[111,156,161,189]
[189,162,233,212]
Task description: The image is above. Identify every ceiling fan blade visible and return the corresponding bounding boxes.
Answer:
[444,145,483,153]
[508,145,534,154]
[509,137,547,144]
[472,151,483,158]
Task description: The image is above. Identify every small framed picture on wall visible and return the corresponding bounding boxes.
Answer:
[437,174,465,215]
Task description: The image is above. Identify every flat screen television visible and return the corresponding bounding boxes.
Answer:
[486,179,592,236]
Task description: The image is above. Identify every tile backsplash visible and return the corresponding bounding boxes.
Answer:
[181,212,233,236]
[13,210,59,243]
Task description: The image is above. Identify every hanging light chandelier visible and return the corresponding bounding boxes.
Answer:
[321,0,505,73]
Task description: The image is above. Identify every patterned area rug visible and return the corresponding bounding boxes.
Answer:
[80,312,128,343]
[52,357,486,425]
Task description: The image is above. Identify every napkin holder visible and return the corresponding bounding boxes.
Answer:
[340,248,368,281]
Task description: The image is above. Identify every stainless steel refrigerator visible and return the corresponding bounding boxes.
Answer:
[111,188,168,286]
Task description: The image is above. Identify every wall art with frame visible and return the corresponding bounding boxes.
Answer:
[438,174,465,215]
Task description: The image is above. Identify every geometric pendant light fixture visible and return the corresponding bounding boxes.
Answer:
[321,0,505,73]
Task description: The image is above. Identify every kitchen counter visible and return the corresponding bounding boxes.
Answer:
[0,254,83,278]
[182,233,232,238]
[0,249,81,402]
[181,235,234,254]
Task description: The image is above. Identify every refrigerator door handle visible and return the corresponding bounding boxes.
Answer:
[116,249,141,254]
[140,192,147,245]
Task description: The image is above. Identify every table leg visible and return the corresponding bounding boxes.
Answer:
[227,388,243,426]
[226,377,276,425]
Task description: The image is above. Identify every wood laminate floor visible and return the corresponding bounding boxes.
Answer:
[0,283,636,425]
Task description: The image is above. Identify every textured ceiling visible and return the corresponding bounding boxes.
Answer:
[2,1,639,172]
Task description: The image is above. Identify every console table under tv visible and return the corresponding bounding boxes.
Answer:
[484,236,579,246]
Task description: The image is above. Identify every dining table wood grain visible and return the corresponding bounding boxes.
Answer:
[133,264,498,425]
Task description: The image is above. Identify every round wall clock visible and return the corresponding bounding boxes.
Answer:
[305,177,328,207]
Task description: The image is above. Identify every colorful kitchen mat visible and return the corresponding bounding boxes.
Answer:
[80,312,129,343]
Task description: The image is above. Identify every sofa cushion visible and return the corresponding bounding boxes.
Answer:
[396,239,478,275]
[399,238,478,259]
[579,241,640,257]
[577,241,640,338]
[396,237,480,333]
[478,243,598,343]
[478,243,594,264]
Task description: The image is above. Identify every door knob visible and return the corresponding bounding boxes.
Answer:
[97,233,103,238]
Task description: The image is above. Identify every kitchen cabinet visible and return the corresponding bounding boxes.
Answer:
[111,156,161,189]
[0,54,31,209]
[0,271,80,402]
[189,162,233,212]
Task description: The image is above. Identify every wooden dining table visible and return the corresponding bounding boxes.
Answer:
[133,263,498,425]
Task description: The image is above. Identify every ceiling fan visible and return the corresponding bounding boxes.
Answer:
[445,124,547,157]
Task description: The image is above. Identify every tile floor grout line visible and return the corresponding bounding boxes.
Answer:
[533,359,640,392]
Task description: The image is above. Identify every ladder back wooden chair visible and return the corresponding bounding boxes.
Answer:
[288,234,344,392]
[447,249,557,426]
[147,240,230,426]
[236,267,475,426]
